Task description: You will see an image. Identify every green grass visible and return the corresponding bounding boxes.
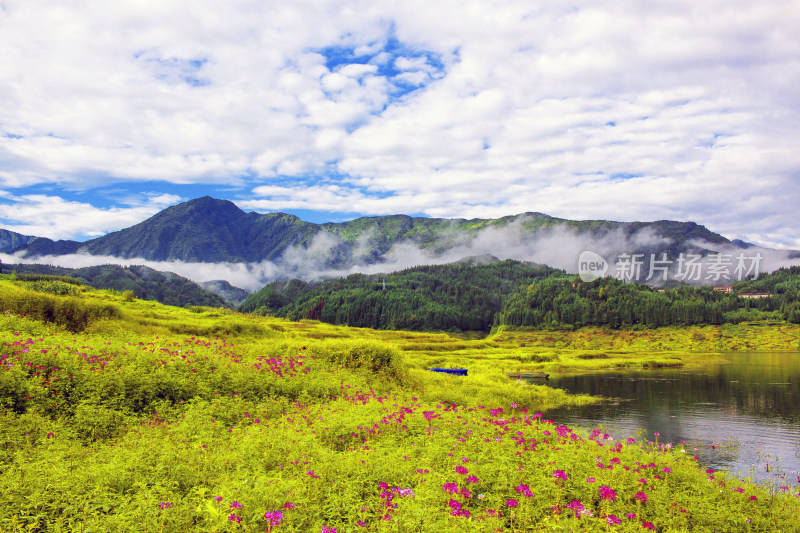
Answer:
[1,276,799,532]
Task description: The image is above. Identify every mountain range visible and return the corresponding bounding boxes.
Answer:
[2,196,799,321]
[3,195,736,264]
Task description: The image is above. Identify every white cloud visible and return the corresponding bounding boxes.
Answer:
[0,193,182,240]
[0,0,797,246]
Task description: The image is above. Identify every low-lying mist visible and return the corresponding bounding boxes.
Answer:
[3,218,799,292]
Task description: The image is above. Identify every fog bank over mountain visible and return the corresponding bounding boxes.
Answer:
[3,202,799,291]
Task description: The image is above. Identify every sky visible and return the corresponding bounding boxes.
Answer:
[1,0,799,249]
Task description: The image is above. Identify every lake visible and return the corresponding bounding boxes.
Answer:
[540,352,800,488]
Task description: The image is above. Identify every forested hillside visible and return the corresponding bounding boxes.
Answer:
[497,266,800,328]
[240,262,800,332]
[239,259,563,331]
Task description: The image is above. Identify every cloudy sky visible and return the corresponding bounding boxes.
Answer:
[1,0,798,248]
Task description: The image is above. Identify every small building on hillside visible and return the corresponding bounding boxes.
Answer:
[713,285,733,293]
[739,293,770,299]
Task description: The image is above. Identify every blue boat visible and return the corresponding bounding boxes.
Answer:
[428,368,468,376]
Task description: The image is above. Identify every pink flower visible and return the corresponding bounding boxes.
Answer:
[635,491,648,503]
[553,470,568,480]
[443,483,458,493]
[159,502,172,510]
[599,485,617,501]
[586,477,596,483]
[566,500,585,517]
[282,502,295,509]
[321,527,337,533]
[607,515,621,525]
[642,522,656,530]
[466,475,478,483]
[506,498,518,508]
[516,484,533,498]
[228,513,242,523]
[455,466,468,475]
[230,501,243,509]
[627,513,637,519]
[264,511,284,526]
[214,496,223,502]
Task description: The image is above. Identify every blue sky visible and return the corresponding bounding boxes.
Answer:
[1,0,799,247]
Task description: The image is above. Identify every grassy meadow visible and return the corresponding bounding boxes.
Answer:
[2,275,799,532]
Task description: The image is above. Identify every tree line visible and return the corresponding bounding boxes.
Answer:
[238,260,562,331]
[497,266,800,329]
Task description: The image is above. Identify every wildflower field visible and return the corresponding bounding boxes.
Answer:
[1,276,799,532]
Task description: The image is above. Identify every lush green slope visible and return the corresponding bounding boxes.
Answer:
[6,263,228,308]
[240,263,800,333]
[240,259,564,331]
[1,278,799,532]
[497,267,800,329]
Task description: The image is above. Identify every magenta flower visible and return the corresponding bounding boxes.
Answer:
[599,485,617,501]
[466,475,478,483]
[230,501,243,509]
[159,502,172,510]
[214,496,223,502]
[553,470,568,480]
[264,511,284,527]
[506,498,519,508]
[321,527,337,533]
[566,500,585,517]
[455,466,468,475]
[586,477,596,483]
[516,484,533,498]
[228,513,242,523]
[627,513,637,519]
[607,515,621,525]
[635,491,648,503]
[282,502,295,509]
[443,482,458,493]
[642,522,656,530]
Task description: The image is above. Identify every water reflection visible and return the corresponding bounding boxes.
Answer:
[541,352,800,487]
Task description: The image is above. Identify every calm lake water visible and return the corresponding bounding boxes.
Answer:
[540,352,800,487]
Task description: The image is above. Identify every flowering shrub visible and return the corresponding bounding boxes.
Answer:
[0,286,798,532]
